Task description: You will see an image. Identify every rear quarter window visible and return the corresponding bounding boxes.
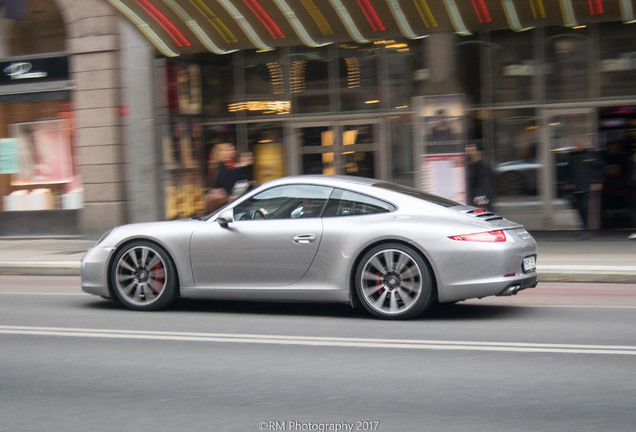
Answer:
[323,189,395,217]
[373,182,459,208]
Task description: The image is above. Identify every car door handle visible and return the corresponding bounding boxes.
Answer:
[293,234,316,244]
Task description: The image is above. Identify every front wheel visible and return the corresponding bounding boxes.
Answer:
[110,240,178,311]
[355,244,434,319]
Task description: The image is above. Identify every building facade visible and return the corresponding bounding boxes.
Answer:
[0,1,634,237]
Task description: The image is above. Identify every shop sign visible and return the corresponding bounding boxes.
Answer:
[0,139,19,174]
[0,56,68,85]
[601,54,636,72]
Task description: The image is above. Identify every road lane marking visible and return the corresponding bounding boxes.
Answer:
[1,325,636,356]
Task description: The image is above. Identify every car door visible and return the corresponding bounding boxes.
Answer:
[190,184,333,287]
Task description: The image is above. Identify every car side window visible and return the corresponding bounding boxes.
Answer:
[233,184,333,220]
[323,189,395,217]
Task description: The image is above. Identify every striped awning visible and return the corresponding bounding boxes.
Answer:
[105,0,636,56]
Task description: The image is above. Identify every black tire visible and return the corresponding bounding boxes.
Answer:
[110,240,178,311]
[355,243,434,319]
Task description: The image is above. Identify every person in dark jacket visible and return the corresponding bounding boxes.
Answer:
[565,136,603,230]
[465,140,494,211]
[205,143,253,212]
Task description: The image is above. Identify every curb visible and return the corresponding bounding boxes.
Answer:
[0,262,80,277]
[538,265,636,284]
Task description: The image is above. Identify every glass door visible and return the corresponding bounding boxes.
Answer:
[296,120,378,177]
[542,109,599,229]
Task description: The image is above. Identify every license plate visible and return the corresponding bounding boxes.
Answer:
[523,255,536,273]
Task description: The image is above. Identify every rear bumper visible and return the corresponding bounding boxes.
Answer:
[497,274,539,296]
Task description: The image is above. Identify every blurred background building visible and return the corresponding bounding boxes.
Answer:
[0,0,634,237]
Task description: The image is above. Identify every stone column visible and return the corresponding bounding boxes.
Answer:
[59,0,127,237]
[420,32,463,96]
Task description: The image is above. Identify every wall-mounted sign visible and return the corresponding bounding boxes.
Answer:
[0,56,68,85]
[0,138,19,174]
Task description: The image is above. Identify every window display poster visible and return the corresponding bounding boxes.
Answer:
[167,61,202,115]
[414,94,465,146]
[254,142,285,183]
[10,120,73,185]
[0,138,19,174]
[420,153,466,204]
[164,118,202,169]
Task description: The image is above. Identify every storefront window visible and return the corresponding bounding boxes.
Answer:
[389,115,414,187]
[545,110,600,229]
[545,28,590,101]
[201,56,234,119]
[0,101,81,214]
[291,46,331,114]
[456,35,483,105]
[492,109,539,200]
[298,123,377,177]
[247,123,285,183]
[492,30,535,104]
[338,44,379,112]
[242,50,290,117]
[385,43,415,110]
[163,61,205,219]
[599,23,636,98]
[341,124,375,177]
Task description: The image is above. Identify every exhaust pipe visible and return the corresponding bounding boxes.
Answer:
[498,284,521,296]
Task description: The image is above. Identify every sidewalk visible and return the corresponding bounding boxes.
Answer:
[0,231,635,283]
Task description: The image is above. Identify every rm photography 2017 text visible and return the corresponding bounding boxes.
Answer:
[259,420,380,432]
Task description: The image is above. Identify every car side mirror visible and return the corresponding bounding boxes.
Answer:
[217,209,234,228]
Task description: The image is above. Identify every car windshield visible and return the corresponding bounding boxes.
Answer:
[373,182,460,208]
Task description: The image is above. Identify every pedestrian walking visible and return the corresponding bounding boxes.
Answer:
[565,136,603,231]
[465,140,494,211]
[205,143,253,212]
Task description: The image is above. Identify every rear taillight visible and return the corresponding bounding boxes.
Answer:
[449,230,506,242]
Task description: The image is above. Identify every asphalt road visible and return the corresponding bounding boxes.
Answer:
[1,276,635,432]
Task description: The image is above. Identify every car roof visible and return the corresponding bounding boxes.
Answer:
[266,175,379,188]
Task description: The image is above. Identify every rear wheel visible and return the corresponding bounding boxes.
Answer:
[110,240,178,311]
[355,243,434,319]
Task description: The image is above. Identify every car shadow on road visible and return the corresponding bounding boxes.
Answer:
[169,298,527,321]
[84,297,529,321]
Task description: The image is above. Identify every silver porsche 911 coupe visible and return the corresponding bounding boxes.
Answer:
[81,175,538,319]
